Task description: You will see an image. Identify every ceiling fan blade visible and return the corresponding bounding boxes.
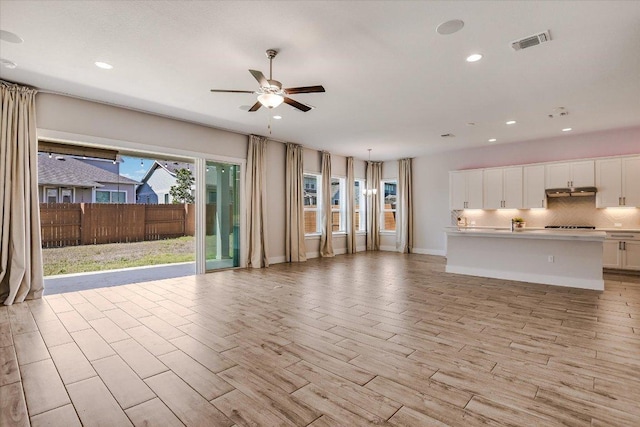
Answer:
[283,97,312,112]
[249,69,269,87]
[284,85,325,94]
[210,89,255,93]
[248,101,262,112]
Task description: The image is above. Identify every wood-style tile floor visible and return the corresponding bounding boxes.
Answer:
[2,253,640,426]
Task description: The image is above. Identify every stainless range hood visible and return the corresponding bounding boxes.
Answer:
[545,187,597,197]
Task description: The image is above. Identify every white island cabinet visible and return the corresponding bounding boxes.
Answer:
[445,229,606,290]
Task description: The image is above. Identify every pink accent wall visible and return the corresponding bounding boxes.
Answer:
[453,126,640,170]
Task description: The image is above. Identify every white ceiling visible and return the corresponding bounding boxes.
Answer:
[1,1,639,160]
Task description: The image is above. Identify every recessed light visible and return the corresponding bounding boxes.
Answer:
[436,20,465,35]
[0,30,23,44]
[273,115,282,120]
[506,120,516,125]
[562,127,572,132]
[466,54,483,63]
[488,138,497,142]
[94,61,113,70]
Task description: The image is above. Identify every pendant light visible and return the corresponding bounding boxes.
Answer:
[364,149,377,196]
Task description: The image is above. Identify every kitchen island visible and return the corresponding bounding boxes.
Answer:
[445,228,606,290]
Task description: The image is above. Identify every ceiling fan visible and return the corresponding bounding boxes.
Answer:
[210,49,325,112]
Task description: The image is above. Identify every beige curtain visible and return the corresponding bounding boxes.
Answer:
[396,158,413,253]
[245,135,269,268]
[1,81,44,305]
[366,161,382,251]
[319,151,334,257]
[285,143,306,262]
[346,157,356,254]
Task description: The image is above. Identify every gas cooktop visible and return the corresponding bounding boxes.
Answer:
[545,225,596,229]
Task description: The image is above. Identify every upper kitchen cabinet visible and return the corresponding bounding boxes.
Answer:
[483,167,523,209]
[545,160,595,188]
[523,165,546,209]
[596,156,640,207]
[450,170,483,210]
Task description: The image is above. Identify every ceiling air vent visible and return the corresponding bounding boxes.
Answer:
[511,30,551,51]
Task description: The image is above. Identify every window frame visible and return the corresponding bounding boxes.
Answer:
[44,187,58,203]
[380,179,397,233]
[95,189,127,204]
[303,173,322,235]
[354,179,366,233]
[330,176,346,234]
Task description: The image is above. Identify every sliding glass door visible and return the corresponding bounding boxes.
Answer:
[204,161,240,270]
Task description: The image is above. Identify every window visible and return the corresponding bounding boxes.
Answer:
[381,179,397,231]
[208,191,216,204]
[96,190,127,204]
[112,191,126,203]
[45,188,58,203]
[331,177,345,232]
[304,174,320,234]
[95,191,110,203]
[354,179,366,232]
[60,188,73,203]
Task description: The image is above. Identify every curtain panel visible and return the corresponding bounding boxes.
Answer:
[346,157,356,254]
[366,161,382,251]
[245,135,269,268]
[319,151,334,257]
[396,158,413,253]
[285,143,306,262]
[1,81,44,305]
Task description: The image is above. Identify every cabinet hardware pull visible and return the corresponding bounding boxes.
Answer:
[619,197,622,205]
[623,242,626,251]
[611,235,634,238]
[623,197,626,205]
[619,242,622,250]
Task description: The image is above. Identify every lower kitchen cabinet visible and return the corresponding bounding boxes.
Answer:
[603,233,640,271]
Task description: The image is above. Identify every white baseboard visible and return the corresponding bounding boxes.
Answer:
[412,248,446,256]
[445,265,604,291]
[306,251,320,259]
[357,245,366,252]
[334,248,347,255]
[380,245,397,252]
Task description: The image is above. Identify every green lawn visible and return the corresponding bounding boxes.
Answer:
[42,236,196,276]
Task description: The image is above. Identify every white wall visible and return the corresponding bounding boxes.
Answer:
[413,126,640,255]
[35,93,367,264]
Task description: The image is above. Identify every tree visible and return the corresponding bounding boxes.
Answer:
[169,168,195,203]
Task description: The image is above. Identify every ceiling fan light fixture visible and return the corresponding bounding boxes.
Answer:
[257,93,284,108]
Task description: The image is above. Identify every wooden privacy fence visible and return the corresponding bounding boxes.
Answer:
[40,203,196,248]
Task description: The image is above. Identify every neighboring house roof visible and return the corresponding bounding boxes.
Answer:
[38,154,139,187]
[138,161,194,186]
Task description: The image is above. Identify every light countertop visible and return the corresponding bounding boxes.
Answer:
[446,227,607,242]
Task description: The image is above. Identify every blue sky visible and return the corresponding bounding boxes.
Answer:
[119,156,153,182]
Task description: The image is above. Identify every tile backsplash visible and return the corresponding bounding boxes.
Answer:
[454,196,640,229]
